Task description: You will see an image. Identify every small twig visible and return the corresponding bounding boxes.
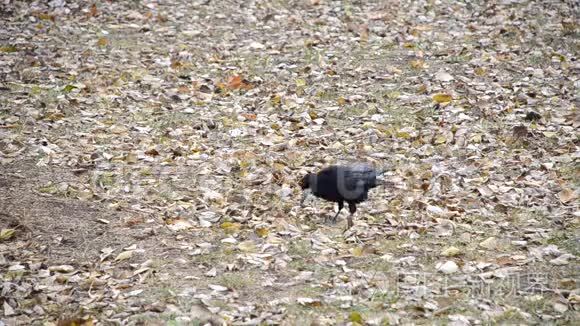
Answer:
[433,305,454,316]
[4,172,26,179]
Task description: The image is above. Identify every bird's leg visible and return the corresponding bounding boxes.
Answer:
[329,201,343,223]
[346,202,357,228]
[300,189,312,207]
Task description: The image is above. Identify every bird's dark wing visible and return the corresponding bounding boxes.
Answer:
[340,164,378,189]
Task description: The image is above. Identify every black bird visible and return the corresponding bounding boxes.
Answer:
[299,164,382,228]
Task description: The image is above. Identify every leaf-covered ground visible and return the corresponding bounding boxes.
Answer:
[1,0,578,325]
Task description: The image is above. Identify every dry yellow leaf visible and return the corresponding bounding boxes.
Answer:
[45,112,65,122]
[97,37,108,47]
[349,311,364,324]
[0,229,15,241]
[359,24,369,43]
[441,246,462,257]
[0,45,17,53]
[432,93,452,103]
[350,246,364,257]
[475,67,486,76]
[255,227,269,238]
[221,222,241,234]
[396,131,412,139]
[270,94,281,106]
[124,152,138,164]
[273,162,285,171]
[434,135,447,144]
[410,59,425,69]
[417,84,428,94]
[38,13,55,21]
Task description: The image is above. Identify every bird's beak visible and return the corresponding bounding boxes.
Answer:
[300,189,311,207]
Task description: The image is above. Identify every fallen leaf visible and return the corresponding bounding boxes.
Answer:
[436,260,459,274]
[62,84,77,93]
[4,301,15,316]
[553,301,568,313]
[297,297,322,307]
[241,113,257,121]
[474,67,486,76]
[132,267,150,276]
[432,93,452,103]
[145,148,159,156]
[205,268,217,277]
[209,284,229,292]
[97,37,108,47]
[57,318,94,326]
[167,219,194,232]
[255,227,269,238]
[441,246,462,257]
[350,246,364,257]
[227,75,252,90]
[512,125,528,138]
[0,228,15,241]
[435,71,454,82]
[0,45,17,53]
[479,237,498,250]
[550,254,574,265]
[49,265,75,273]
[410,59,425,69]
[221,221,241,234]
[558,188,577,203]
[237,240,257,252]
[88,3,99,17]
[115,250,134,261]
[349,311,364,324]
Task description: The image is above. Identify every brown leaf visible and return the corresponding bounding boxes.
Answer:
[512,125,528,138]
[227,75,253,90]
[255,227,269,238]
[170,59,183,69]
[359,23,369,43]
[97,37,108,47]
[496,256,514,266]
[241,113,257,121]
[145,148,159,156]
[410,59,425,70]
[88,4,98,17]
[57,318,94,326]
[37,12,56,22]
